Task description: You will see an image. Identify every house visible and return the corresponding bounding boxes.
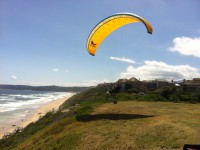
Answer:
[143,79,172,90]
[111,77,171,93]
[108,78,141,93]
[181,78,200,92]
[128,77,142,90]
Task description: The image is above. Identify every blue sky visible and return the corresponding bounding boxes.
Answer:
[1,0,200,86]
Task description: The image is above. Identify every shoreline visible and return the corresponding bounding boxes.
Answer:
[0,93,75,139]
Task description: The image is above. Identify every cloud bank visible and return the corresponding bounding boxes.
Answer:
[120,60,200,81]
[110,56,135,64]
[169,37,200,58]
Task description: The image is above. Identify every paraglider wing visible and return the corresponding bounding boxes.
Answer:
[86,13,153,56]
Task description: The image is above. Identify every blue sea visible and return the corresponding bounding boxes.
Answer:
[0,89,73,133]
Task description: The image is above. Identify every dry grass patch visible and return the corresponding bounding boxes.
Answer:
[76,101,200,150]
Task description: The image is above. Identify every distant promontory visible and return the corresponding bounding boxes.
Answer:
[0,84,90,92]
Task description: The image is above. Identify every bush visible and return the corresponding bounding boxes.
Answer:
[75,103,93,117]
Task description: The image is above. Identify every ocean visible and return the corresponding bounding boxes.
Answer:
[0,89,73,130]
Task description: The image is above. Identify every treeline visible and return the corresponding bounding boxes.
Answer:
[0,84,91,92]
[109,86,200,103]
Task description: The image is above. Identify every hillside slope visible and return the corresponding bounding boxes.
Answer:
[1,87,200,150]
[9,102,200,150]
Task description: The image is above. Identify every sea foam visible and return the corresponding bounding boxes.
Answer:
[0,89,73,124]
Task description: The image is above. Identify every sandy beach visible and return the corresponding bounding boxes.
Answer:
[0,93,75,139]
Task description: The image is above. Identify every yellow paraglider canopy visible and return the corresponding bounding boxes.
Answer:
[87,13,153,56]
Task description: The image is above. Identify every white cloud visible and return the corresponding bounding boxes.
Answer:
[52,68,59,72]
[59,79,111,87]
[11,75,17,79]
[110,56,135,64]
[169,37,200,58]
[120,60,200,81]
[82,79,110,86]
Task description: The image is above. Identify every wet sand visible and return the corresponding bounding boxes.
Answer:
[0,93,75,139]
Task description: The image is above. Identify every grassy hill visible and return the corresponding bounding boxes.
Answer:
[1,87,200,150]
